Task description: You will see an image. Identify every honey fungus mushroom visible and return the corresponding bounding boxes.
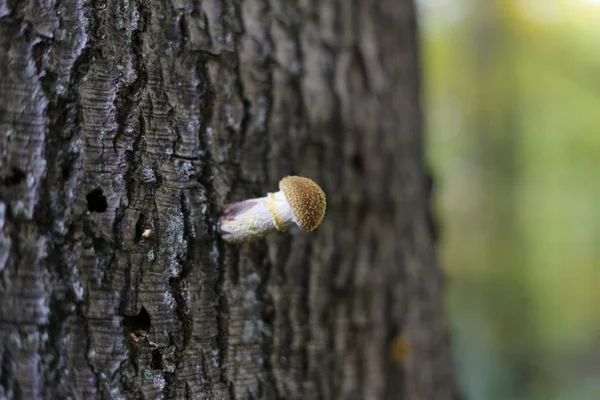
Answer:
[219,176,327,243]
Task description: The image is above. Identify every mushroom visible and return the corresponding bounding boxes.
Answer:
[219,176,327,243]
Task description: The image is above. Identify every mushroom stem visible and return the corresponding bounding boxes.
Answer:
[263,190,295,231]
[219,191,293,243]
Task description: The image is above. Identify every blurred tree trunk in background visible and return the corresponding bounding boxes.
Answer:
[0,0,453,399]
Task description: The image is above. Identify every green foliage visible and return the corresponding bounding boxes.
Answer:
[421,1,600,399]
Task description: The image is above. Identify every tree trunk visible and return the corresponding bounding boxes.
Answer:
[0,0,454,399]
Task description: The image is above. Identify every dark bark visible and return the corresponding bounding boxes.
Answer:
[0,0,454,399]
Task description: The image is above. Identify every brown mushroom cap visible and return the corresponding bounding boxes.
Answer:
[279,176,327,231]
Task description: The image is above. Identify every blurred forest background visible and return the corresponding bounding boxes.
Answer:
[418,0,600,399]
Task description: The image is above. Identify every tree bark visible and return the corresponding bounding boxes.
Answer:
[0,0,454,399]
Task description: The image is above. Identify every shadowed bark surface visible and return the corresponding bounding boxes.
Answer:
[0,0,454,399]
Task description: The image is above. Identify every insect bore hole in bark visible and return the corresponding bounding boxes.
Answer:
[151,348,163,370]
[123,306,152,333]
[3,167,26,186]
[86,188,108,213]
[135,213,147,242]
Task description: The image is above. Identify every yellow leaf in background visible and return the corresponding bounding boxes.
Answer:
[390,336,412,364]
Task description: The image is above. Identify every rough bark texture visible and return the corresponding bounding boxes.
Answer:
[0,0,453,399]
